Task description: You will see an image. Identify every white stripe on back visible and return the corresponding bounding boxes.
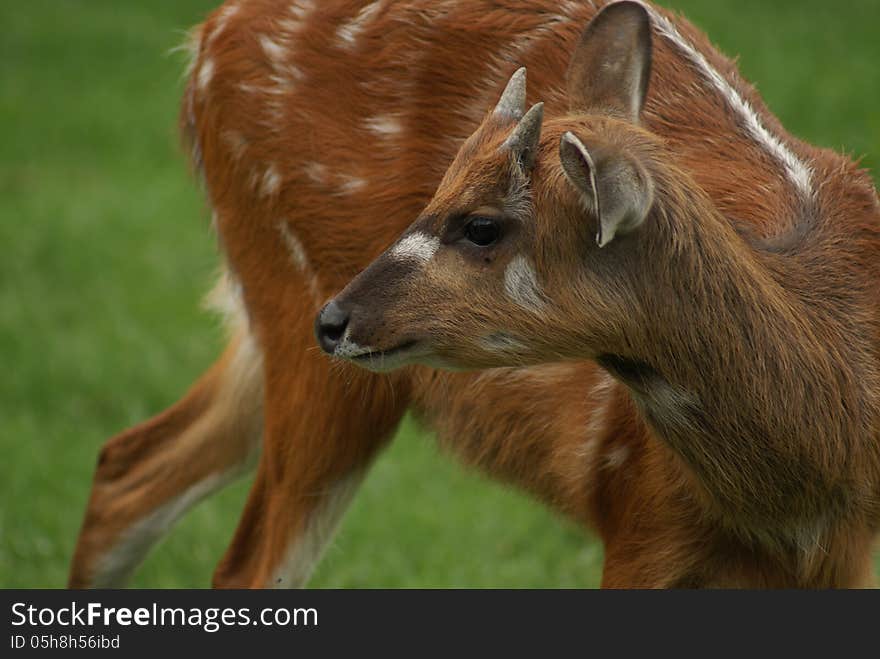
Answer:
[641,4,814,200]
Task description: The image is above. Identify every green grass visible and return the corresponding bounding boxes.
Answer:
[2,1,878,588]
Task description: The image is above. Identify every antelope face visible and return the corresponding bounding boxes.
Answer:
[316,1,657,372]
[316,99,554,372]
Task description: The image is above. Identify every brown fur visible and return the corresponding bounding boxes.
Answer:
[70,0,879,588]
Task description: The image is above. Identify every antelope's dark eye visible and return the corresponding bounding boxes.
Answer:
[464,217,500,246]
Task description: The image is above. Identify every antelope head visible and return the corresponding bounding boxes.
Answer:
[317,2,664,372]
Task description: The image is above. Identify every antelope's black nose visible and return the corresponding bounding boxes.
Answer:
[315,300,350,354]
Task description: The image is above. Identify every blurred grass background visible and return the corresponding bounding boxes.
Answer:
[1,0,878,588]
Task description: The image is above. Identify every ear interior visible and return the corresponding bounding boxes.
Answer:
[559,131,653,247]
[565,1,653,122]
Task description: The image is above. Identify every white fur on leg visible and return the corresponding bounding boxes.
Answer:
[90,469,246,588]
[88,270,264,587]
[268,472,365,588]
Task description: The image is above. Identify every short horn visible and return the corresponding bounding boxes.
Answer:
[503,102,544,172]
[493,67,527,120]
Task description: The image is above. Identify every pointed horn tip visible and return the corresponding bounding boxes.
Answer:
[527,101,545,117]
[503,102,545,146]
[493,67,529,119]
[517,101,544,129]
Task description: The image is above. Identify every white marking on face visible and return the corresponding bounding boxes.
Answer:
[504,255,546,310]
[337,1,383,48]
[332,336,369,360]
[279,222,322,303]
[642,4,814,198]
[391,233,440,263]
[269,472,364,588]
[332,335,425,372]
[364,114,402,137]
[197,58,214,91]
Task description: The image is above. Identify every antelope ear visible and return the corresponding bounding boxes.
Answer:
[559,131,653,247]
[565,1,652,123]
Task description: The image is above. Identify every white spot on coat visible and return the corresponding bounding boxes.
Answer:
[278,222,322,304]
[205,267,253,335]
[337,1,383,48]
[207,3,240,45]
[278,223,308,272]
[259,34,288,63]
[391,233,440,263]
[260,165,282,197]
[364,115,402,137]
[289,0,315,22]
[338,174,366,195]
[197,58,214,91]
[304,161,327,185]
[177,25,203,80]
